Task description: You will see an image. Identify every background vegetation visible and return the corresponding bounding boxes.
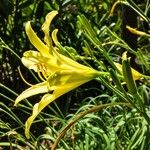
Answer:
[0,0,150,149]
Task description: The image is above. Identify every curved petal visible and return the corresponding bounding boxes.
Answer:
[22,51,41,72]
[25,94,53,138]
[25,22,50,57]
[51,29,59,45]
[14,82,49,106]
[42,11,58,49]
[54,49,95,71]
[51,30,95,71]
[22,50,67,73]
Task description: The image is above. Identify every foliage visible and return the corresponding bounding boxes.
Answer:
[0,0,150,149]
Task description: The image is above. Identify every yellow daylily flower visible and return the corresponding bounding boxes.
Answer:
[14,11,105,139]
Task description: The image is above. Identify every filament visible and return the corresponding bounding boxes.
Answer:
[18,67,33,86]
[37,63,47,81]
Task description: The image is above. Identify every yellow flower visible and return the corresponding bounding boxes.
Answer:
[14,11,104,138]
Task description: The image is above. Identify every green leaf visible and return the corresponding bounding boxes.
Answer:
[122,59,137,95]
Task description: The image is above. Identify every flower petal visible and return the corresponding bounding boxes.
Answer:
[51,30,96,71]
[22,51,41,72]
[14,82,49,106]
[51,29,59,45]
[25,21,50,57]
[22,50,66,74]
[42,11,58,49]
[53,48,95,71]
[25,94,53,138]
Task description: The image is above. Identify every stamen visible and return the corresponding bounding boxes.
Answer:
[18,67,33,86]
[37,68,46,82]
[37,64,46,81]
[41,71,48,80]
[41,63,48,79]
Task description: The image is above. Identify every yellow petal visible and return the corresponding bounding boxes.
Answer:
[42,11,58,48]
[25,94,53,139]
[14,82,49,106]
[22,49,96,75]
[22,51,40,72]
[25,22,50,57]
[22,50,66,73]
[53,48,95,71]
[51,29,93,71]
[130,68,143,80]
[21,50,60,74]
[51,29,59,46]
[21,50,54,72]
